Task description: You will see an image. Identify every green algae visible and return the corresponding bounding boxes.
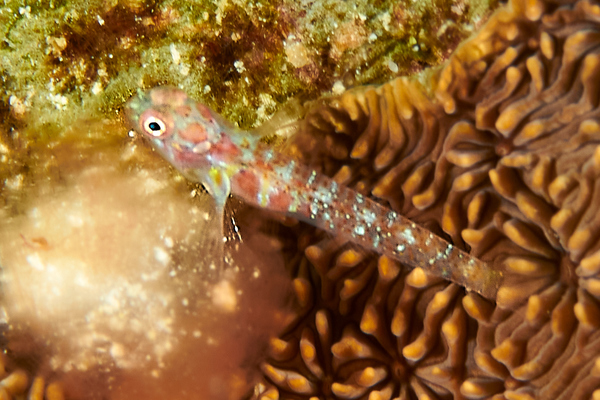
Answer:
[0,0,496,130]
[0,0,498,208]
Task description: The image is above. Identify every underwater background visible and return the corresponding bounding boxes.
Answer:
[3,0,600,399]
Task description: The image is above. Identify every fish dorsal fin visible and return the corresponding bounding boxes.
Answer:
[252,96,311,146]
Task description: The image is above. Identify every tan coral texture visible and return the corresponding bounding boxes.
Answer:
[255,0,600,398]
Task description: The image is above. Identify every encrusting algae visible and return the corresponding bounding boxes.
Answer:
[2,0,600,398]
[0,0,489,132]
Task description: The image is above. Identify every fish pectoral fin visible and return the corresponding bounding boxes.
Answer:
[202,167,232,209]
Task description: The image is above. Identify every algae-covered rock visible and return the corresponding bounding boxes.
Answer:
[0,0,494,131]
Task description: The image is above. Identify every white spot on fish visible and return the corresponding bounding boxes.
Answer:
[354,225,365,236]
[362,209,376,225]
[307,170,317,186]
[282,160,295,182]
[387,211,397,228]
[401,228,416,245]
[372,232,380,248]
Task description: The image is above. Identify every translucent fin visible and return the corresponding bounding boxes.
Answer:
[252,97,309,146]
[192,197,227,282]
[199,168,232,211]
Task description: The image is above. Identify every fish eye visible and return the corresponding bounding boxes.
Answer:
[143,116,167,137]
[138,109,174,139]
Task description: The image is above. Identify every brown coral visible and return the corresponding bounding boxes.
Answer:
[254,0,600,398]
[4,0,600,397]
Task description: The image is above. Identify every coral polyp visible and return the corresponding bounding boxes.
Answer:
[252,0,600,398]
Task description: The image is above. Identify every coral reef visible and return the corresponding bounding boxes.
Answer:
[255,0,600,398]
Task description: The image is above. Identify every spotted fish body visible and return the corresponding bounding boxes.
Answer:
[125,87,501,299]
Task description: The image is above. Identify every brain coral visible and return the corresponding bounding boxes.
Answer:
[253,0,600,398]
